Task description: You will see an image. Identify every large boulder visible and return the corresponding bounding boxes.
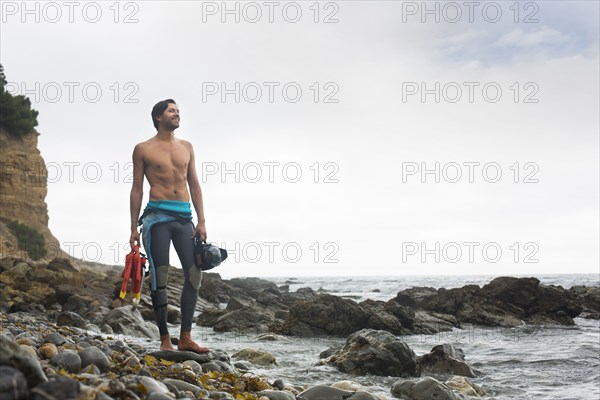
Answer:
[278,294,369,336]
[569,285,600,319]
[320,329,420,377]
[102,306,160,339]
[391,377,465,400]
[213,304,275,334]
[419,277,583,327]
[417,344,475,377]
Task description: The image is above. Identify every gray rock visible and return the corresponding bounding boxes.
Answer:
[233,361,253,371]
[202,360,235,373]
[78,346,110,372]
[391,377,465,400]
[232,348,277,366]
[182,360,202,374]
[418,344,475,377]
[0,365,28,400]
[56,311,88,328]
[256,390,296,400]
[213,304,275,334]
[209,391,234,399]
[30,376,80,400]
[85,324,101,334]
[50,350,82,373]
[102,306,160,339]
[272,379,285,390]
[0,336,47,387]
[43,332,66,346]
[100,324,114,334]
[124,376,170,395]
[322,329,420,377]
[162,379,203,396]
[298,386,379,400]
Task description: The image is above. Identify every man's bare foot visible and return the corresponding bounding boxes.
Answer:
[178,331,209,353]
[159,334,175,351]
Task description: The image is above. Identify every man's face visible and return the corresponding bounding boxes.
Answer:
[157,103,180,130]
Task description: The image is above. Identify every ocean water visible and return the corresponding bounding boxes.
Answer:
[167,274,600,399]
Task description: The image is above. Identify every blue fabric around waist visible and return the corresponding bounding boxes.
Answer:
[146,200,193,217]
[139,200,193,290]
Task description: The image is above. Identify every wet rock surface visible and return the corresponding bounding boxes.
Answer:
[320,329,421,377]
[418,344,476,377]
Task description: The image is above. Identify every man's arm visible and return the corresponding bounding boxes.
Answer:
[129,143,145,249]
[185,141,207,240]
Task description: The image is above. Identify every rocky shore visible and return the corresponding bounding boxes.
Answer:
[1,254,598,399]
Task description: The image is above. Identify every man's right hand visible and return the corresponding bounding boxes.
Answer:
[130,230,140,251]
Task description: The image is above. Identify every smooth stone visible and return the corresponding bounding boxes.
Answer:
[100,324,114,334]
[136,376,170,395]
[147,350,215,364]
[202,360,235,373]
[56,311,88,328]
[272,379,285,390]
[0,365,28,400]
[44,333,66,346]
[0,336,48,387]
[50,350,82,373]
[390,377,465,400]
[256,390,296,400]
[162,378,204,396]
[232,348,277,366]
[182,360,203,374]
[30,376,80,400]
[19,345,37,358]
[85,324,101,334]
[39,343,59,359]
[234,361,253,371]
[16,338,36,347]
[78,346,110,372]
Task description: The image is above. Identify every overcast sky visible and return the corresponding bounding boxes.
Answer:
[1,0,598,277]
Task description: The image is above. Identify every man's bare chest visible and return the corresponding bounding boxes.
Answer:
[144,146,190,171]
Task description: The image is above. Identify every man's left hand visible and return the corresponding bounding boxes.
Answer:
[192,223,207,241]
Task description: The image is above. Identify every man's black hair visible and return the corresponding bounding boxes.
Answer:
[151,99,177,130]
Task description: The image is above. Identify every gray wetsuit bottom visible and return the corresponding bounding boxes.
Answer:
[149,219,198,337]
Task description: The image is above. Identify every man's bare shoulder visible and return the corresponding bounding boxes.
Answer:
[178,139,195,153]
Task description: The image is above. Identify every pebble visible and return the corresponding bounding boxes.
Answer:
[50,350,82,373]
[44,332,66,346]
[39,343,59,359]
[182,360,203,374]
[19,344,37,357]
[79,346,111,372]
[56,311,88,328]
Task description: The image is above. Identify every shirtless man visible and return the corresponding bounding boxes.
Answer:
[129,99,208,352]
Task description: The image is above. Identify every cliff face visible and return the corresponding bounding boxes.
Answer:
[0,127,64,259]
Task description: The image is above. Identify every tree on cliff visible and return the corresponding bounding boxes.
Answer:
[0,64,40,136]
